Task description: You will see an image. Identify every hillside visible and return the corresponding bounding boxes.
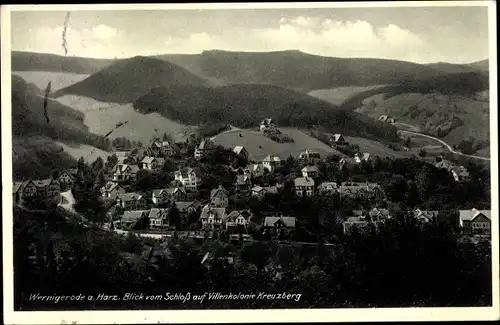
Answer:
[53,56,213,103]
[156,50,448,92]
[133,84,399,142]
[425,62,482,74]
[339,71,489,111]
[11,75,112,179]
[212,127,346,161]
[12,51,112,74]
[13,71,90,92]
[466,59,489,72]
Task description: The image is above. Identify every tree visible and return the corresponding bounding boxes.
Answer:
[135,169,154,192]
[418,149,427,158]
[107,154,118,169]
[415,166,433,201]
[92,157,104,172]
[168,204,180,229]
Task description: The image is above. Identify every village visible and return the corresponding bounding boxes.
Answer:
[13,118,491,244]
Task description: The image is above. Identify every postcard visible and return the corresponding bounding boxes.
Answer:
[2,1,498,324]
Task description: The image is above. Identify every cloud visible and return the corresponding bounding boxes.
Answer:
[91,24,118,40]
[21,16,437,63]
[157,16,428,62]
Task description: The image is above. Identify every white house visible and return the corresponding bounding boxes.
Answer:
[301,165,319,178]
[174,168,202,191]
[262,155,283,172]
[140,156,165,170]
[294,177,315,197]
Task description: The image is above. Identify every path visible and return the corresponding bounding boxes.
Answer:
[58,190,76,212]
[398,130,490,161]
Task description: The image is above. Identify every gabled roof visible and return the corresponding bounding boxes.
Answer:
[211,185,229,199]
[369,208,391,218]
[200,204,226,220]
[198,139,215,150]
[13,182,24,193]
[435,159,454,170]
[141,156,155,164]
[299,149,321,159]
[32,179,57,187]
[245,164,264,172]
[122,210,149,222]
[115,164,140,174]
[414,209,439,220]
[117,192,144,202]
[148,208,169,220]
[226,210,252,222]
[319,182,338,190]
[235,175,251,185]
[294,177,315,187]
[332,134,344,141]
[260,118,275,126]
[459,208,491,223]
[264,216,296,227]
[233,146,247,155]
[301,165,319,173]
[100,181,122,193]
[175,200,202,211]
[263,155,282,163]
[176,167,198,178]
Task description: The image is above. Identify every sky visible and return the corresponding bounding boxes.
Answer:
[10,5,491,64]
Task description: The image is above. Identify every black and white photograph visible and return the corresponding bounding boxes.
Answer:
[2,2,498,323]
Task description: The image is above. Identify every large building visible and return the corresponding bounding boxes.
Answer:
[174,168,202,191]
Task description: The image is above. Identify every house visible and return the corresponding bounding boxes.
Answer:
[368,208,391,221]
[251,185,279,199]
[339,182,383,199]
[174,168,202,191]
[318,182,338,195]
[260,118,276,131]
[194,139,216,159]
[175,200,202,214]
[115,151,132,164]
[199,204,227,230]
[435,159,454,170]
[263,216,296,236]
[301,165,319,178]
[140,156,165,170]
[100,181,126,200]
[233,146,249,160]
[210,185,230,208]
[298,149,321,163]
[120,210,149,230]
[148,208,170,228]
[24,179,60,198]
[413,209,439,223]
[148,138,175,157]
[152,187,187,205]
[57,169,77,186]
[459,208,491,235]
[354,152,371,163]
[338,157,355,170]
[225,210,253,230]
[342,216,383,235]
[330,133,346,145]
[262,155,283,172]
[450,166,470,182]
[244,164,266,178]
[117,192,147,211]
[13,182,24,204]
[294,177,315,197]
[112,164,140,182]
[235,174,252,192]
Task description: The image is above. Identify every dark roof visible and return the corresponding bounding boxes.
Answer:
[264,216,296,227]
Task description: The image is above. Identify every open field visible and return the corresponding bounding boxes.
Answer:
[54,96,197,143]
[308,85,388,106]
[54,141,112,162]
[12,71,90,92]
[212,127,346,161]
[343,136,414,158]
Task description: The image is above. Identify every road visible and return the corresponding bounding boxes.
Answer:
[58,190,76,212]
[398,130,490,161]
